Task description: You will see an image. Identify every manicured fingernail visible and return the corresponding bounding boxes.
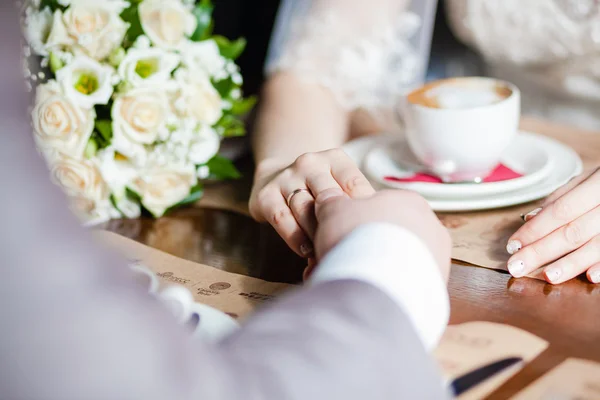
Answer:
[300,243,314,256]
[545,267,562,283]
[590,270,600,284]
[508,260,525,277]
[521,207,542,222]
[506,240,522,255]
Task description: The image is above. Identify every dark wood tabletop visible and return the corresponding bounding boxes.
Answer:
[104,148,600,399]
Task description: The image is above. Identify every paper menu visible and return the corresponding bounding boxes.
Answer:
[435,322,549,400]
[511,358,600,399]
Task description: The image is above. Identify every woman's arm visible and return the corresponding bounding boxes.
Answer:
[252,72,349,169]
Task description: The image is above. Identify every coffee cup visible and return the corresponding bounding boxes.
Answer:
[401,77,520,183]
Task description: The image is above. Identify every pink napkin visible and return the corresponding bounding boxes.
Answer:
[384,164,523,184]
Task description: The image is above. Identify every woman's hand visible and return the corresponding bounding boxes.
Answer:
[249,149,375,258]
[506,168,600,284]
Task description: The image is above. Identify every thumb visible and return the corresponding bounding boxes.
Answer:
[314,188,348,221]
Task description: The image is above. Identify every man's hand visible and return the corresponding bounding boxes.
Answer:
[312,188,452,282]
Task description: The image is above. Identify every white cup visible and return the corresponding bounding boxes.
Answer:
[401,77,521,183]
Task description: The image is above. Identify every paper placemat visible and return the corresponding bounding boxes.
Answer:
[435,321,549,400]
[511,358,600,399]
[95,231,292,319]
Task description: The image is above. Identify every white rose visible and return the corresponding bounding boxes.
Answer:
[174,68,223,125]
[56,55,115,109]
[131,167,196,217]
[139,0,197,50]
[188,125,220,165]
[118,48,180,88]
[111,86,171,164]
[46,1,129,60]
[24,7,54,56]
[181,39,227,80]
[49,154,113,223]
[32,81,95,159]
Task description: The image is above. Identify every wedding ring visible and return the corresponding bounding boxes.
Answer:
[286,188,311,207]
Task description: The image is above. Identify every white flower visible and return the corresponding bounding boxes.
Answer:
[139,0,197,50]
[111,86,171,164]
[189,125,220,165]
[181,39,227,80]
[31,81,95,159]
[46,1,129,60]
[56,55,115,109]
[174,68,223,125]
[95,147,141,218]
[49,154,112,223]
[196,165,209,179]
[131,167,196,217]
[24,7,54,56]
[118,48,180,88]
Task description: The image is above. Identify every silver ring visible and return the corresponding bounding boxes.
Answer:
[286,188,311,207]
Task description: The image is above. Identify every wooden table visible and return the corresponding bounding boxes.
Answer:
[104,120,600,400]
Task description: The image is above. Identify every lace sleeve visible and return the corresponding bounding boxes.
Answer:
[446,0,600,66]
[265,0,438,111]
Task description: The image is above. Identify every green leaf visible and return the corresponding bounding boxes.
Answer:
[94,120,113,143]
[190,0,214,41]
[206,155,241,180]
[121,4,144,47]
[126,188,142,203]
[40,0,65,11]
[230,96,257,116]
[212,77,235,99]
[213,36,246,60]
[217,114,246,137]
[49,52,64,74]
[164,184,204,214]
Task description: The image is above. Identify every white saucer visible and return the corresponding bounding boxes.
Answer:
[363,133,553,199]
[343,131,583,212]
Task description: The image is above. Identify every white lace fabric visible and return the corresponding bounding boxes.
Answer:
[266,0,436,111]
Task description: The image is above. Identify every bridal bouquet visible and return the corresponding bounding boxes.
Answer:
[22,0,255,224]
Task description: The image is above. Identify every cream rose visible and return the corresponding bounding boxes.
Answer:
[174,68,223,125]
[131,167,196,217]
[32,81,95,159]
[139,0,197,50]
[111,87,171,164]
[49,154,114,223]
[56,55,115,109]
[46,1,129,60]
[118,48,180,88]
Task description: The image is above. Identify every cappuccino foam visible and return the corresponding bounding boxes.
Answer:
[408,78,512,109]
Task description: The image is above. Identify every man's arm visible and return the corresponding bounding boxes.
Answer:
[0,7,449,399]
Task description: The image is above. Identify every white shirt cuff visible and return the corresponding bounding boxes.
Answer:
[309,223,450,351]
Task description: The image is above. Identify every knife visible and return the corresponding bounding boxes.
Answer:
[449,357,523,396]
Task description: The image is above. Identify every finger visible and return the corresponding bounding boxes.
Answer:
[287,189,317,240]
[260,190,313,257]
[587,263,600,284]
[508,170,600,251]
[303,257,317,282]
[314,188,349,222]
[541,168,598,207]
[326,149,375,199]
[507,206,600,277]
[541,236,600,284]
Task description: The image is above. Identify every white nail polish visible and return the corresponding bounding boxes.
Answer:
[545,268,562,283]
[508,260,525,277]
[590,271,600,284]
[523,207,542,222]
[506,240,522,255]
